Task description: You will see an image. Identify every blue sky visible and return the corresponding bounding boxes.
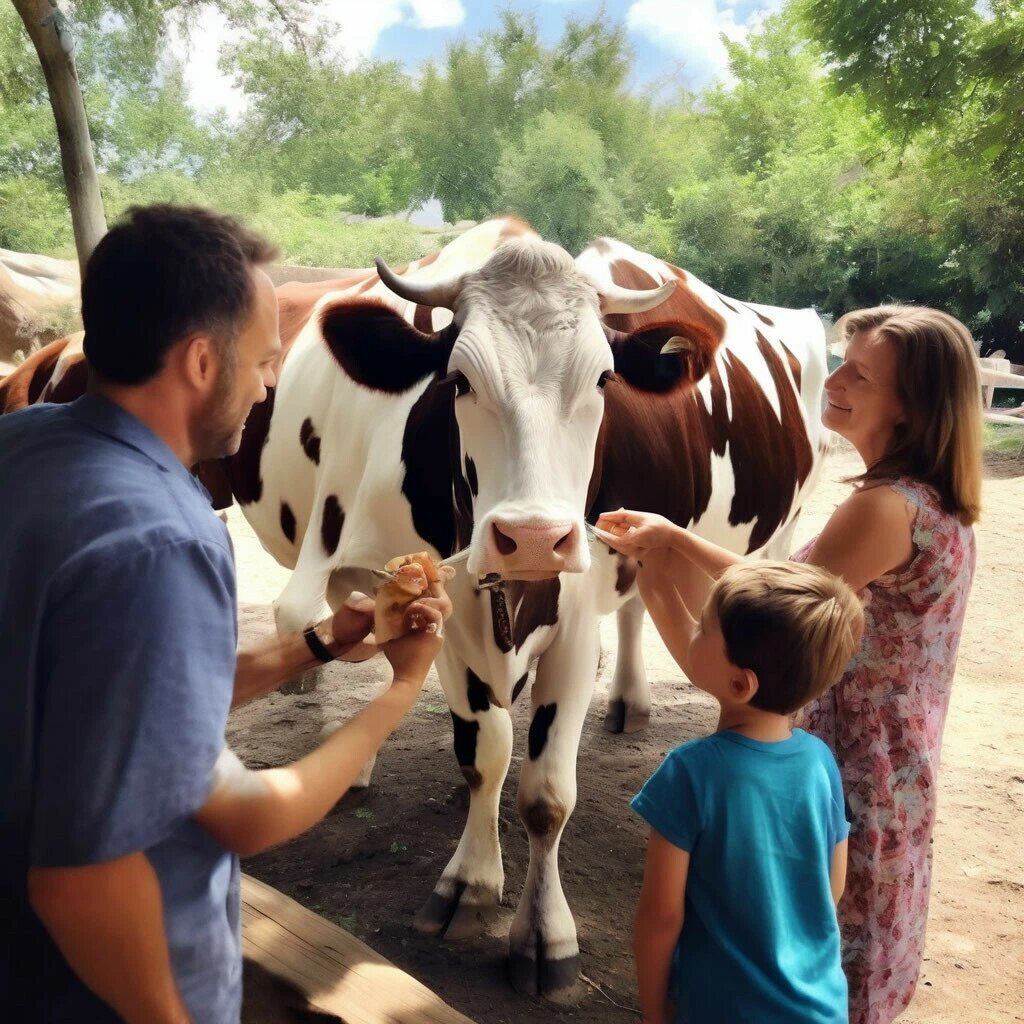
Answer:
[183,0,786,118]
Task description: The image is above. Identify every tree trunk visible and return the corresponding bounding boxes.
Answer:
[12,0,107,270]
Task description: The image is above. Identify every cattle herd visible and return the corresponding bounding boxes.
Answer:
[0,217,830,999]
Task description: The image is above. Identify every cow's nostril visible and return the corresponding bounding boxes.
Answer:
[493,523,518,556]
[553,528,574,554]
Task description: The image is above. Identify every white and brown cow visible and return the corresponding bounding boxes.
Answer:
[0,218,829,999]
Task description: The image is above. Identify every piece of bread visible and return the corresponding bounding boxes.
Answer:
[374,552,455,643]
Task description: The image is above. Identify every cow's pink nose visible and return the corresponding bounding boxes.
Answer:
[481,519,584,577]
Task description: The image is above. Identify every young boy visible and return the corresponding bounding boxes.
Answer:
[629,559,863,1024]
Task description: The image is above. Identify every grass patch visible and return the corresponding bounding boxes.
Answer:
[984,422,1024,453]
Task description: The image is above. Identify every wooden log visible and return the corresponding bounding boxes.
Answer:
[240,874,476,1024]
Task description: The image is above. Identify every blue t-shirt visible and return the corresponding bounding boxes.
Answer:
[0,395,240,1023]
[632,729,849,1024]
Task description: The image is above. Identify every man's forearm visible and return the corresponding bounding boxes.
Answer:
[199,680,420,856]
[28,854,190,1024]
[233,630,323,707]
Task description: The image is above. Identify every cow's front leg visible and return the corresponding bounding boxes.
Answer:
[603,593,650,734]
[273,548,335,694]
[415,646,513,939]
[509,619,599,1002]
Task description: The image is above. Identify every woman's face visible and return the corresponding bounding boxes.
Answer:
[823,329,905,460]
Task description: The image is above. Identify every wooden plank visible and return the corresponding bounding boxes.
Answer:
[980,367,1024,390]
[984,411,1024,426]
[241,874,476,1024]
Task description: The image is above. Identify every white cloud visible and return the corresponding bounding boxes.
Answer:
[177,1,466,120]
[407,0,466,29]
[626,0,782,87]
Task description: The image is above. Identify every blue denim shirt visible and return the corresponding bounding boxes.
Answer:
[0,395,240,1022]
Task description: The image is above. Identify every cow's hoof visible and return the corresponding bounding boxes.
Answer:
[508,950,582,1004]
[602,697,650,735]
[414,881,501,939]
[279,666,323,695]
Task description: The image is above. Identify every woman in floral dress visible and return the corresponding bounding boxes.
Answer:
[596,305,983,1024]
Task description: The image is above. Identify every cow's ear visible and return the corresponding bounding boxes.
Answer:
[607,321,718,393]
[320,300,457,393]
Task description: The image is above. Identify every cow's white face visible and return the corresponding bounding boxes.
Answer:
[447,243,614,579]
[363,235,678,581]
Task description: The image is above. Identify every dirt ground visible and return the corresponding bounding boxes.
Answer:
[228,441,1024,1024]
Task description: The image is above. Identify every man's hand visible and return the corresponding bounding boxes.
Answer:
[329,592,377,662]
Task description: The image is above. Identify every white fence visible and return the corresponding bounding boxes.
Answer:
[979,357,1024,425]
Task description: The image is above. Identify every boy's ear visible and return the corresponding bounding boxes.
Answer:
[732,668,759,705]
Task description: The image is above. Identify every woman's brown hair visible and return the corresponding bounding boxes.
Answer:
[838,305,983,525]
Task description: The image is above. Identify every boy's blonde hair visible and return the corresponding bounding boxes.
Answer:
[838,305,983,525]
[708,561,865,715]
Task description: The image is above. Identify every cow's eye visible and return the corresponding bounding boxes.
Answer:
[596,370,613,390]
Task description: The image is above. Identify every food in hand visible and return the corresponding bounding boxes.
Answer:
[374,552,455,643]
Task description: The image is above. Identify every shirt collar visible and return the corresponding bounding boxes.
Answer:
[69,393,193,481]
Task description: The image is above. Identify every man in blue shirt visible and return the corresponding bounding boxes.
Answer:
[0,206,448,1022]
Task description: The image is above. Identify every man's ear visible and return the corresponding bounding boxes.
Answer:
[180,334,218,392]
[732,667,759,705]
[606,321,719,393]
[320,299,457,392]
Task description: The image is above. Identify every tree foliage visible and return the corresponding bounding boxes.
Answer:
[3,1,1024,357]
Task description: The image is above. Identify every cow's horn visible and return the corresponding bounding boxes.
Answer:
[598,278,676,315]
[375,258,463,310]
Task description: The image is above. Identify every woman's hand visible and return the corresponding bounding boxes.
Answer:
[594,509,679,560]
[383,578,453,695]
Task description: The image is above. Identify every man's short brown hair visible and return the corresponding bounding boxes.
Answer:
[82,204,278,386]
[708,561,865,715]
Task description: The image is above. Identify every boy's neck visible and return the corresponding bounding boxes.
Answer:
[716,703,793,743]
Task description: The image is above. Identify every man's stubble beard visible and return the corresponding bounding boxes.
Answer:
[197,355,246,462]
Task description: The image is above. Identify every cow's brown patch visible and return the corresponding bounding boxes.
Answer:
[451,711,479,771]
[280,501,296,544]
[400,371,472,561]
[467,669,498,712]
[589,256,812,555]
[0,336,75,413]
[716,292,741,315]
[604,260,728,346]
[321,495,344,555]
[781,341,802,392]
[321,300,457,394]
[276,273,372,351]
[222,387,276,505]
[464,455,478,497]
[506,579,561,653]
[511,673,529,705]
[522,796,566,839]
[527,703,558,761]
[413,303,433,333]
[745,303,775,327]
[615,556,637,595]
[299,417,321,465]
[48,357,88,404]
[497,215,537,242]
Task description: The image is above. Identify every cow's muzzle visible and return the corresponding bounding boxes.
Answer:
[477,517,588,578]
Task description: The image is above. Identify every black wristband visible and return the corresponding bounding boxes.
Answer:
[303,626,336,664]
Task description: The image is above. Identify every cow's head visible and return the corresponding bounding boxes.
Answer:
[322,238,717,580]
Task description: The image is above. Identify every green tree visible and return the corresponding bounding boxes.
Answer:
[495,110,624,253]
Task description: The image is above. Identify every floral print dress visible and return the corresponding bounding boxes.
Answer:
[793,478,976,1024]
